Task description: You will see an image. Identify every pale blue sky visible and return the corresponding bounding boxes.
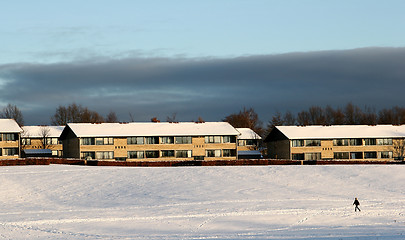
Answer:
[1,0,405,64]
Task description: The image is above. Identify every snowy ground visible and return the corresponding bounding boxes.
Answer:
[0,165,404,239]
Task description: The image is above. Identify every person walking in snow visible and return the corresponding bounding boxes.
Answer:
[353,198,361,212]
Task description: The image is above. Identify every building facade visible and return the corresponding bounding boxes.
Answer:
[0,119,22,159]
[21,126,64,157]
[60,122,240,161]
[265,125,405,161]
[236,128,262,159]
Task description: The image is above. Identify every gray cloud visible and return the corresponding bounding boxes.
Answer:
[1,47,405,125]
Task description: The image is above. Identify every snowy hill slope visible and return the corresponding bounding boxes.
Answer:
[0,165,403,239]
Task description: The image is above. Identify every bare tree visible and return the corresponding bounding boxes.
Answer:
[106,111,119,123]
[40,126,51,149]
[0,103,24,126]
[223,107,263,136]
[51,103,104,125]
[166,113,177,122]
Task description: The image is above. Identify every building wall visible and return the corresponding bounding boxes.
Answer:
[62,130,80,159]
[67,135,238,161]
[267,139,290,159]
[0,133,20,159]
[288,138,400,161]
[22,138,63,157]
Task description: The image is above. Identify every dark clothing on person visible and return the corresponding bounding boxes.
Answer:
[353,199,361,212]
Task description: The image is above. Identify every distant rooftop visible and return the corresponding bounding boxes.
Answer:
[0,119,22,133]
[62,122,240,138]
[236,128,262,140]
[22,126,64,138]
[274,125,405,139]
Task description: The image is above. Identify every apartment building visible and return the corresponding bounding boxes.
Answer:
[21,126,64,157]
[60,122,240,161]
[236,128,262,159]
[265,125,405,161]
[0,119,22,159]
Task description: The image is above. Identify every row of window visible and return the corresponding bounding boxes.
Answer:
[0,148,19,156]
[21,138,61,145]
[0,133,18,142]
[81,149,237,160]
[80,136,237,146]
[292,151,393,160]
[292,138,394,147]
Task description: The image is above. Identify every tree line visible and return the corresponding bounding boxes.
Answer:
[2,103,405,138]
[267,103,405,129]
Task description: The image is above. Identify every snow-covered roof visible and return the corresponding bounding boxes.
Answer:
[275,125,405,139]
[22,126,64,138]
[236,128,262,140]
[0,119,22,133]
[63,122,240,138]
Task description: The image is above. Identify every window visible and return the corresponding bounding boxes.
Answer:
[205,136,221,143]
[46,138,59,145]
[96,151,114,159]
[350,152,363,159]
[334,152,350,159]
[223,149,236,157]
[379,151,393,159]
[377,139,393,145]
[161,150,175,157]
[223,136,236,143]
[4,148,18,156]
[0,148,2,156]
[206,149,221,157]
[305,152,321,160]
[127,137,144,145]
[292,140,304,147]
[364,151,377,159]
[145,150,159,158]
[21,138,31,145]
[175,136,192,144]
[364,138,376,146]
[305,140,321,147]
[81,138,95,145]
[161,137,174,144]
[81,151,95,159]
[128,151,144,159]
[333,139,349,146]
[95,137,113,145]
[4,133,17,141]
[176,150,192,158]
[292,153,304,160]
[238,140,245,146]
[349,139,363,146]
[246,139,256,146]
[145,137,159,144]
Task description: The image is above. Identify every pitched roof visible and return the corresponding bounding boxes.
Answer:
[0,119,22,133]
[274,125,405,139]
[21,126,64,138]
[236,128,262,140]
[62,122,240,138]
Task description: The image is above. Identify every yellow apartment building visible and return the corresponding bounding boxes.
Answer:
[60,122,240,161]
[0,119,22,159]
[265,125,405,161]
[21,126,64,157]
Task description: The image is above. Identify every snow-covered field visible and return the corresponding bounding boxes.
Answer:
[0,165,404,239]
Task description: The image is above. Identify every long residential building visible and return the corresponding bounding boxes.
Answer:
[0,119,22,159]
[60,122,240,161]
[265,125,405,161]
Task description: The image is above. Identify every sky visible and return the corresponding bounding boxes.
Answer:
[1,0,405,125]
